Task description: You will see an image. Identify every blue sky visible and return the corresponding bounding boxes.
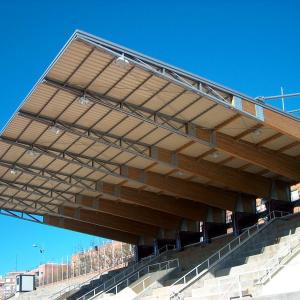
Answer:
[0,0,299,275]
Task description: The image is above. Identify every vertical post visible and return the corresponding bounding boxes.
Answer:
[61,258,63,281]
[238,275,242,299]
[67,256,69,282]
[85,250,87,276]
[90,249,93,273]
[51,263,54,284]
[281,86,285,111]
[57,262,59,283]
[121,242,123,266]
[98,246,100,272]
[112,242,115,268]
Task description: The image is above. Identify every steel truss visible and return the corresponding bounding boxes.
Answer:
[0,207,43,223]
[76,31,299,122]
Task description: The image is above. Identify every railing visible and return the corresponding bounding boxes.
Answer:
[218,233,300,299]
[78,259,179,300]
[77,244,176,300]
[4,292,16,300]
[170,210,290,299]
[104,259,179,297]
[49,270,106,300]
[256,233,300,285]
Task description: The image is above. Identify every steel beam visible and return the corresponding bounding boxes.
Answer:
[0,137,241,210]
[42,79,300,181]
[19,110,274,197]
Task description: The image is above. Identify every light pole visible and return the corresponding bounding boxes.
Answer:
[32,244,45,286]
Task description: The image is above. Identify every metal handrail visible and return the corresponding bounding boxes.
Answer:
[76,244,176,300]
[218,233,300,299]
[104,259,179,297]
[49,256,135,300]
[170,210,290,299]
[49,268,110,300]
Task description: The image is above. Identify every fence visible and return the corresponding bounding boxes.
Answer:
[34,241,134,288]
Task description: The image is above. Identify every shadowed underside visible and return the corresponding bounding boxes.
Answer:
[0,30,299,244]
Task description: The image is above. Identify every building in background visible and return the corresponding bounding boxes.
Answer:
[0,271,26,299]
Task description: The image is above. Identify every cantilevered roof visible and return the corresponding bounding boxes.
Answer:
[0,30,299,243]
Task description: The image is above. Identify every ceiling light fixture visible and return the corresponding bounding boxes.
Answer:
[176,171,184,177]
[212,151,219,159]
[10,168,18,175]
[49,125,61,135]
[78,94,90,106]
[26,149,39,157]
[114,54,130,68]
[253,129,262,137]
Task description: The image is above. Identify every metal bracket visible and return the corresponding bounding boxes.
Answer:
[186,123,197,137]
[95,181,103,192]
[209,130,217,147]
[232,96,243,111]
[113,185,121,198]
[255,104,265,121]
[150,146,158,159]
[140,171,147,183]
[171,152,178,167]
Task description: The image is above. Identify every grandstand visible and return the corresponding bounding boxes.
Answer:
[0,30,300,299]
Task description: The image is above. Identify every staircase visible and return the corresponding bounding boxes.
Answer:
[74,245,176,300]
[179,213,300,299]
[138,234,234,300]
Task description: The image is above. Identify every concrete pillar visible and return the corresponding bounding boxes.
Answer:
[202,208,227,243]
[265,180,293,215]
[136,236,154,261]
[154,228,177,254]
[232,194,257,235]
[177,219,202,249]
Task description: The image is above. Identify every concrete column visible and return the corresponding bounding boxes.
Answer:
[154,228,177,254]
[136,236,154,261]
[177,219,202,249]
[265,180,293,215]
[232,194,258,235]
[202,208,227,243]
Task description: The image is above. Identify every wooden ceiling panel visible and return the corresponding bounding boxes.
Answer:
[179,142,211,157]
[22,84,58,115]
[126,76,169,106]
[193,105,236,129]
[88,64,131,95]
[47,40,93,82]
[68,49,112,88]
[75,105,111,128]
[142,84,185,112]
[1,146,25,162]
[219,117,257,138]
[155,134,190,151]
[283,144,300,157]
[2,117,31,140]
[39,90,76,119]
[174,98,215,122]
[263,135,296,151]
[106,68,151,100]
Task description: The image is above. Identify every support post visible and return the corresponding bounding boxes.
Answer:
[202,207,227,243]
[232,194,257,236]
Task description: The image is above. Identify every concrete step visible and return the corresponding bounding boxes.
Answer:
[191,278,254,297]
[215,260,269,277]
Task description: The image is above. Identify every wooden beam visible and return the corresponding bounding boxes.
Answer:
[242,100,300,141]
[97,182,208,221]
[120,166,238,211]
[150,146,272,197]
[44,215,138,244]
[58,206,159,237]
[76,196,181,230]
[194,127,300,181]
